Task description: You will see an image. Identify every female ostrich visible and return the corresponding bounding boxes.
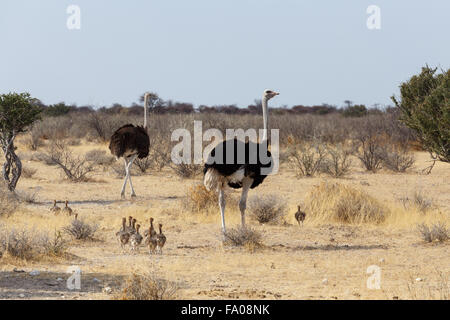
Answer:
[203,89,279,234]
[109,93,150,198]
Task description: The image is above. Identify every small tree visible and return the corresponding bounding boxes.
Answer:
[0,93,41,190]
[343,104,367,117]
[392,66,449,164]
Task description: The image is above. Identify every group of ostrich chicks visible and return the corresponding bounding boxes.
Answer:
[49,200,305,255]
[50,200,74,216]
[116,216,166,254]
[50,200,166,255]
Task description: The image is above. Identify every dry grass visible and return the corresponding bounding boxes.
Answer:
[170,163,202,178]
[43,140,97,182]
[0,225,69,260]
[16,188,40,204]
[248,195,287,224]
[223,227,263,251]
[21,166,37,179]
[1,138,448,300]
[305,182,388,224]
[84,149,115,166]
[417,223,449,243]
[287,141,326,177]
[115,273,178,300]
[0,181,19,216]
[322,144,353,178]
[183,184,218,213]
[406,271,449,300]
[63,218,98,240]
[383,146,415,172]
[401,191,433,213]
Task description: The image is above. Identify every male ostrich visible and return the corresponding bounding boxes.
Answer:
[109,93,150,198]
[203,89,279,234]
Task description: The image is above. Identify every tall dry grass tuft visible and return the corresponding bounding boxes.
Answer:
[116,273,178,300]
[183,184,217,213]
[305,182,387,224]
[248,195,287,224]
[401,191,433,213]
[0,181,19,216]
[223,227,263,252]
[63,218,98,240]
[405,271,449,300]
[417,223,449,243]
[0,225,69,260]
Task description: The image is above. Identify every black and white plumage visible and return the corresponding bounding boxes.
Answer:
[109,93,150,198]
[203,89,279,235]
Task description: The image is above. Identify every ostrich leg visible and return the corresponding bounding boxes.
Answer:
[218,188,226,235]
[239,178,252,229]
[127,155,138,197]
[120,158,130,198]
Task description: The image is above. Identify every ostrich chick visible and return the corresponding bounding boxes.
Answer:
[50,200,61,215]
[156,224,166,255]
[295,205,306,226]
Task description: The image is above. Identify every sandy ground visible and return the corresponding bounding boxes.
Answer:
[0,140,449,300]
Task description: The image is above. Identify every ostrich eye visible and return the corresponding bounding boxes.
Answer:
[267,91,272,94]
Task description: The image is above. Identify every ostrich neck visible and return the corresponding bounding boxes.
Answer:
[262,96,269,142]
[143,95,148,130]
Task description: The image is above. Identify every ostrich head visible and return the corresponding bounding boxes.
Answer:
[263,89,279,100]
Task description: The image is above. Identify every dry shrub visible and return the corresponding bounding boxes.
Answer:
[352,119,387,172]
[85,149,115,166]
[0,181,19,216]
[32,152,55,165]
[116,273,178,300]
[63,218,98,240]
[39,116,72,140]
[353,136,385,172]
[16,189,39,204]
[0,227,35,259]
[86,112,126,142]
[417,223,448,243]
[406,271,449,300]
[111,162,127,178]
[401,191,433,213]
[183,184,217,213]
[170,163,202,178]
[287,140,326,177]
[43,140,97,182]
[223,227,262,251]
[23,121,45,150]
[133,157,152,173]
[23,134,43,151]
[305,182,387,224]
[322,144,352,178]
[0,226,68,260]
[39,231,69,257]
[147,134,172,171]
[249,195,286,224]
[21,166,37,179]
[383,145,415,172]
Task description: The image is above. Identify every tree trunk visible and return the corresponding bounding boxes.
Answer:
[1,133,22,191]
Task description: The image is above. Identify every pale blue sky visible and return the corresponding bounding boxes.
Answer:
[0,0,448,108]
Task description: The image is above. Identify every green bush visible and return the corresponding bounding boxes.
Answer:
[343,104,367,117]
[392,66,449,162]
